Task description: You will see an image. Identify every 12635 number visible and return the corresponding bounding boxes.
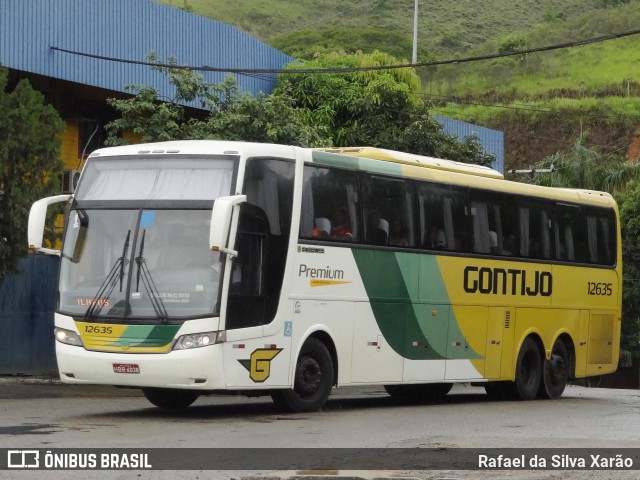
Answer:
[587,282,612,296]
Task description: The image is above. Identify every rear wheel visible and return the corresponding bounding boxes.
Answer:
[142,388,199,409]
[539,339,569,399]
[505,337,542,400]
[271,338,334,413]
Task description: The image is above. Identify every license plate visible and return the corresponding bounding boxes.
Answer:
[113,363,140,374]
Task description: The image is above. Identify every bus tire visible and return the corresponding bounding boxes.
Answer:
[384,383,452,400]
[510,337,542,401]
[271,337,334,413]
[539,339,569,399]
[142,388,199,409]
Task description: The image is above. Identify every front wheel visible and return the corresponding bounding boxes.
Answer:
[271,338,334,413]
[142,388,199,409]
[539,339,569,399]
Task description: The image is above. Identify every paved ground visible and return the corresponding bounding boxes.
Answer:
[1,377,639,480]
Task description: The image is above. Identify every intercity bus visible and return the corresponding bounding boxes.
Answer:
[28,140,622,411]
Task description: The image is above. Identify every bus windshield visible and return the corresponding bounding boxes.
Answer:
[59,208,222,321]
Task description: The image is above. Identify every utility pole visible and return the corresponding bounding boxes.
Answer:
[412,0,418,64]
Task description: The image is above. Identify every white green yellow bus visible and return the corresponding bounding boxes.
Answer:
[28,140,621,412]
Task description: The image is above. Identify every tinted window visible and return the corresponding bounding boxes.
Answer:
[418,183,470,252]
[518,201,554,260]
[300,166,360,242]
[361,176,416,247]
[556,204,588,263]
[585,207,616,265]
[470,191,518,256]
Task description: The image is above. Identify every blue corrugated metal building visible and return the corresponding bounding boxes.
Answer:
[434,115,505,174]
[0,0,294,173]
[0,0,290,104]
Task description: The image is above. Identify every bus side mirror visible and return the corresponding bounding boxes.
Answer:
[209,194,247,258]
[28,194,72,255]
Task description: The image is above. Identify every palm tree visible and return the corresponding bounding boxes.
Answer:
[532,132,640,193]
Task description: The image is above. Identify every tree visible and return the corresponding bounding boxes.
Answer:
[275,51,421,146]
[276,51,495,165]
[106,55,328,147]
[533,133,640,362]
[107,52,495,166]
[614,181,640,363]
[532,133,640,193]
[0,67,65,280]
[497,33,527,55]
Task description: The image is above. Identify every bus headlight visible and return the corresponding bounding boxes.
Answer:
[54,327,84,347]
[173,331,224,351]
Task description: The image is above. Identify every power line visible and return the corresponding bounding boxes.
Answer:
[50,27,640,74]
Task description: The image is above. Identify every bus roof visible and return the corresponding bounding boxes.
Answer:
[316,147,504,180]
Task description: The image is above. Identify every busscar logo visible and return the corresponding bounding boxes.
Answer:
[8,450,39,468]
[298,246,325,254]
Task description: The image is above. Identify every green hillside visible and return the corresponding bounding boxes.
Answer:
[158,0,610,58]
[155,0,640,168]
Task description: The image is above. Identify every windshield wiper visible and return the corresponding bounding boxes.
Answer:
[135,229,169,323]
[135,230,145,293]
[119,230,130,292]
[83,230,130,321]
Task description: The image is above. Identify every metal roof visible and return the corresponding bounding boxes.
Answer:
[434,115,505,174]
[0,0,292,105]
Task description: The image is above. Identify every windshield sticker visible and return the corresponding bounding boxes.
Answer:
[140,210,156,227]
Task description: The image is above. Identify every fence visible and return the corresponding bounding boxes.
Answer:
[0,254,58,375]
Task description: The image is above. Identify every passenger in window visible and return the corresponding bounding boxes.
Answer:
[330,207,352,241]
[424,226,445,250]
[367,211,388,245]
[390,219,410,246]
[454,229,470,252]
[312,218,331,239]
[530,240,542,258]
[502,234,516,256]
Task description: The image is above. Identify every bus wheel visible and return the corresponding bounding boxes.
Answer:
[511,337,542,400]
[142,388,199,409]
[271,338,334,413]
[385,383,452,400]
[539,339,569,399]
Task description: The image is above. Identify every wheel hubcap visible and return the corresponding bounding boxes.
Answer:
[296,357,322,397]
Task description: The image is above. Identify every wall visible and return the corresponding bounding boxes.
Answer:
[0,255,59,375]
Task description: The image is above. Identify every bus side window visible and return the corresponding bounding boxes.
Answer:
[418,183,469,253]
[556,204,586,263]
[226,204,269,330]
[518,203,554,259]
[361,175,415,248]
[300,165,360,242]
[471,191,517,257]
[585,207,616,265]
